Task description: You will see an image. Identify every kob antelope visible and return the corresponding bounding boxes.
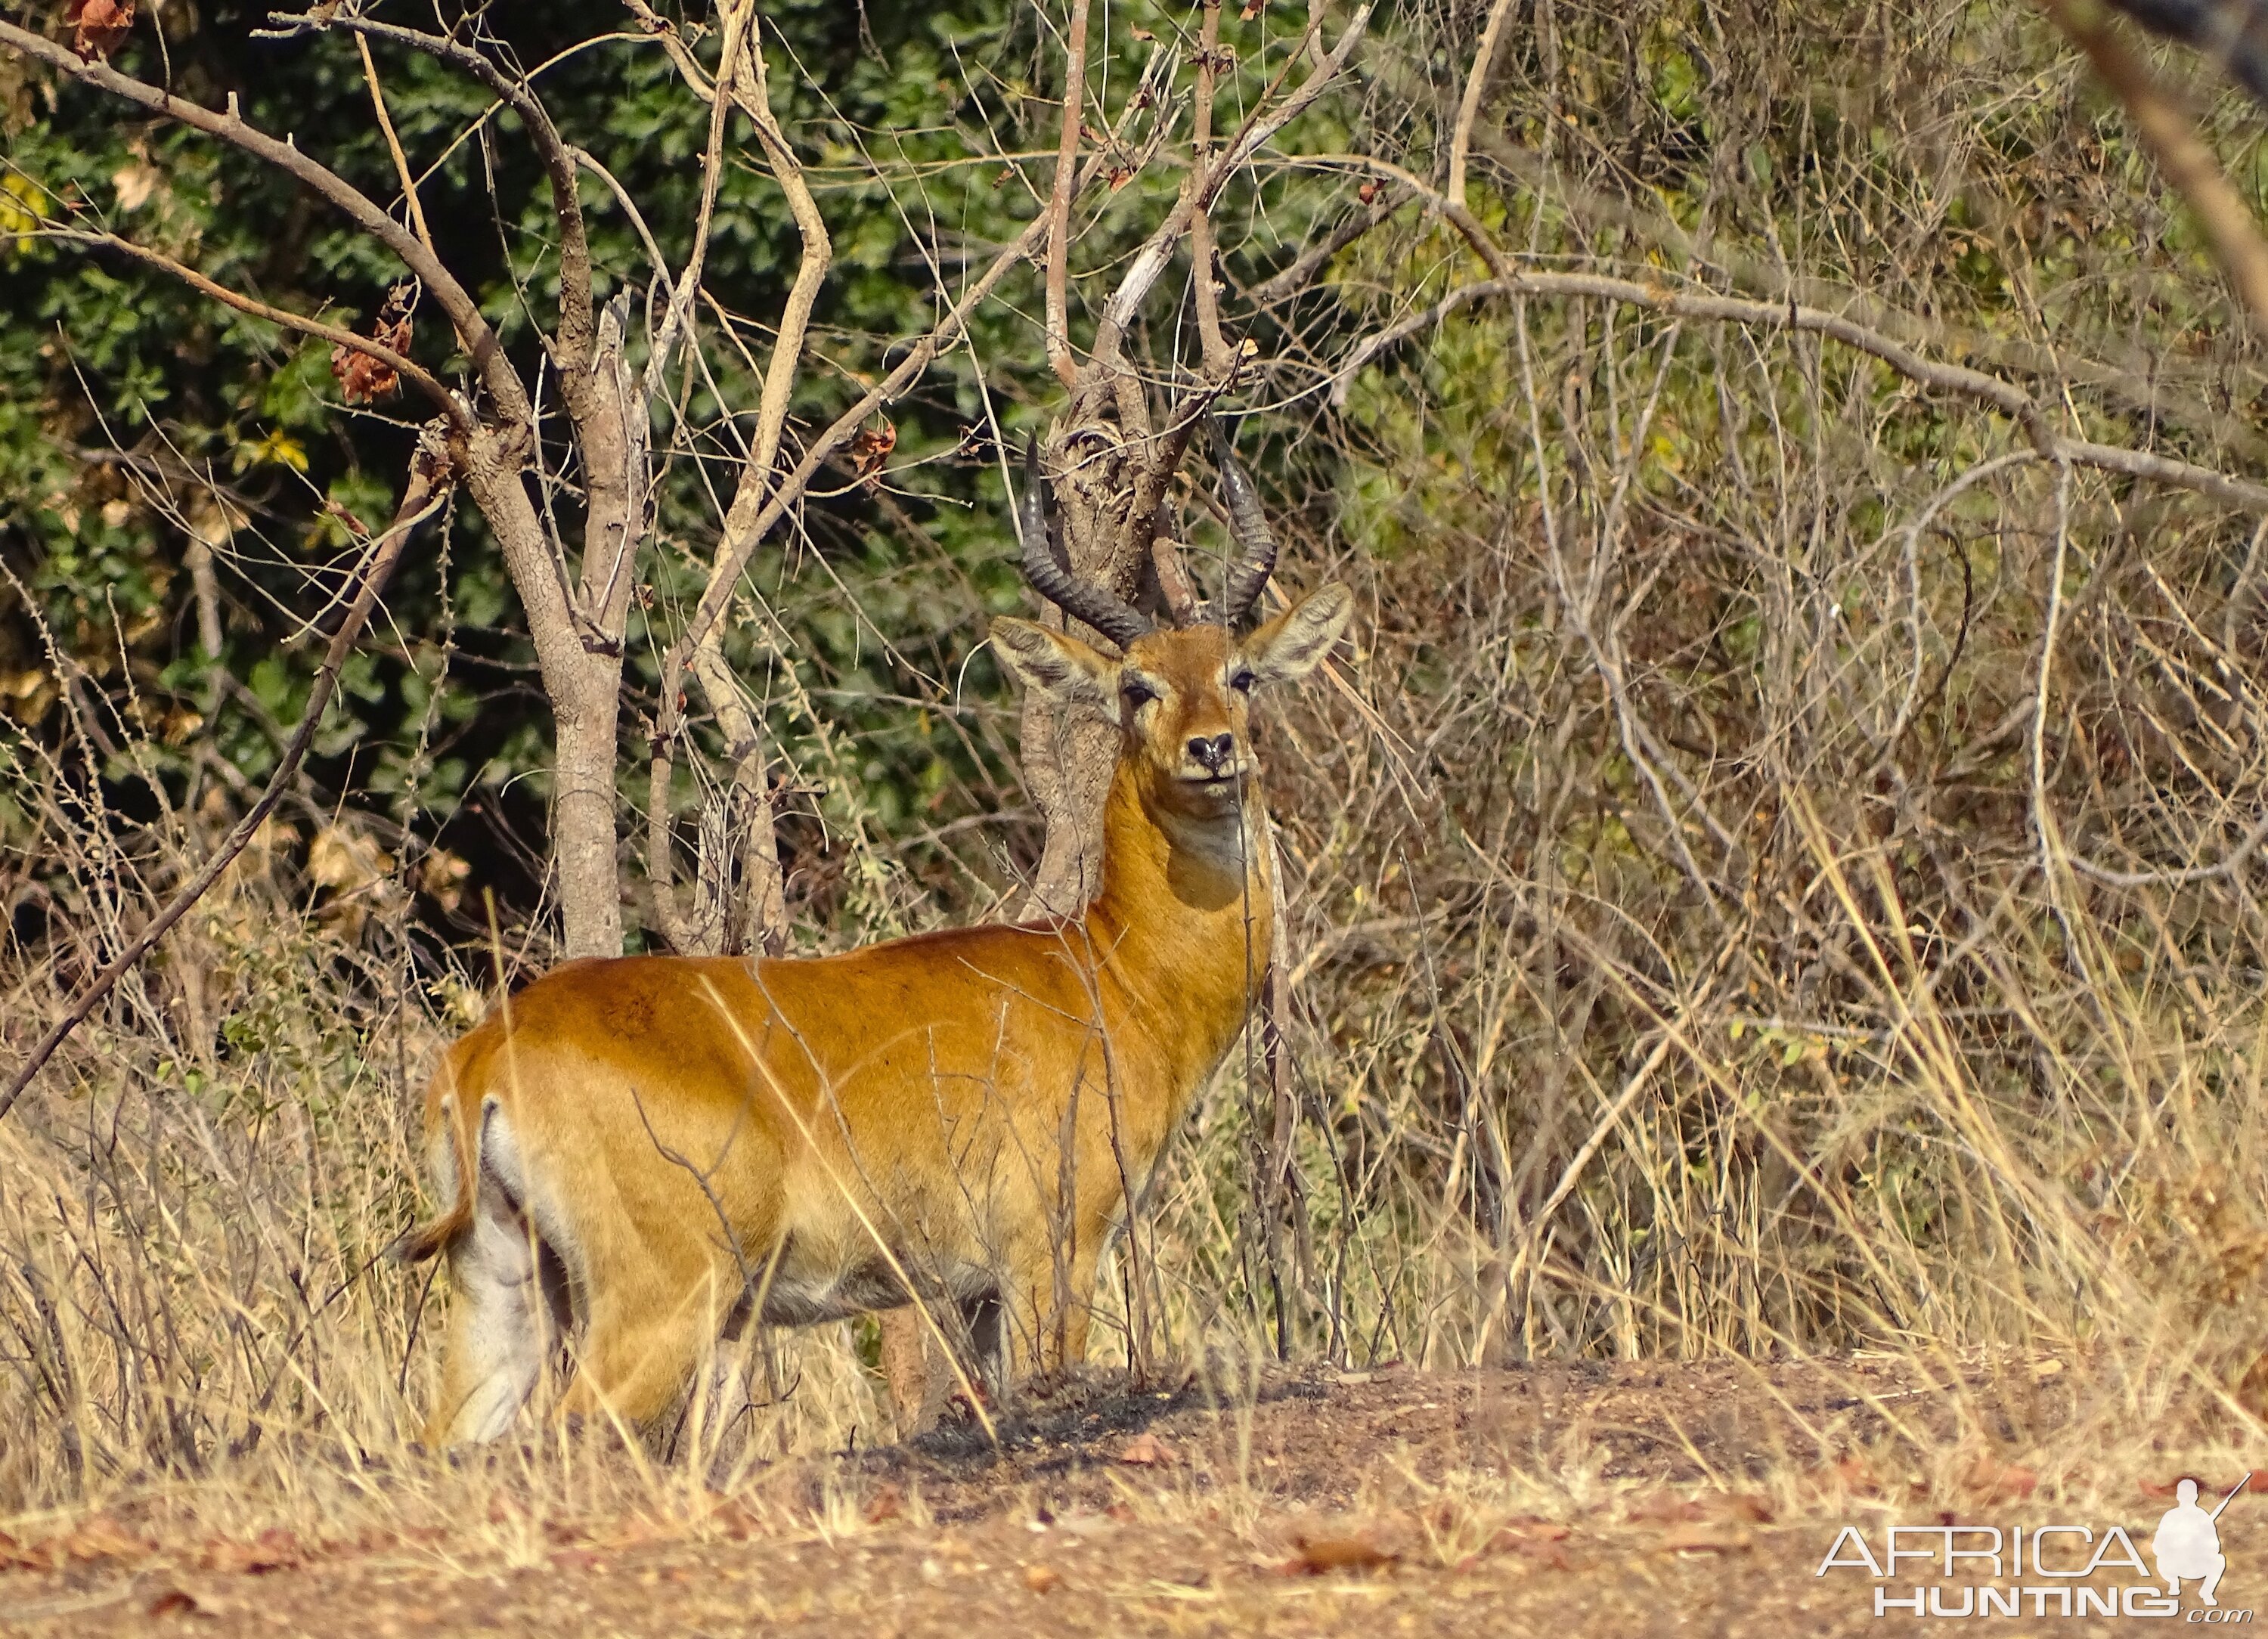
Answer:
[400,429,1352,1445]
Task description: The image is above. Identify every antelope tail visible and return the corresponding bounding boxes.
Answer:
[389,1083,480,1264]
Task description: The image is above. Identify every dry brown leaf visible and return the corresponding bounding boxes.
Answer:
[1485,1523,1572,1570]
[1117,1431,1177,1467]
[1659,1522,1752,1554]
[68,0,135,59]
[1023,1564,1063,1594]
[331,286,416,404]
[199,1527,303,1575]
[112,159,160,212]
[845,420,897,483]
[147,1587,204,1619]
[417,847,471,913]
[1715,1493,1776,1524]
[63,1516,153,1563]
[1283,1531,1398,1575]
[1623,1491,1706,1524]
[1963,1458,2038,1503]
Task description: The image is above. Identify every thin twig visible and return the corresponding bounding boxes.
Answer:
[353,31,434,256]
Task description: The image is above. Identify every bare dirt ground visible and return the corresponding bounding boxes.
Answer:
[1,1355,2242,1637]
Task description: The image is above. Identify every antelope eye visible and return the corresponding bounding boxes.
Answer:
[1122,677,1158,708]
[1228,668,1258,695]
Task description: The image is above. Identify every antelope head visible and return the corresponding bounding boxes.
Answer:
[990,424,1352,823]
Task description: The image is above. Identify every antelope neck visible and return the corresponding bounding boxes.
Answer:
[1079,758,1273,1067]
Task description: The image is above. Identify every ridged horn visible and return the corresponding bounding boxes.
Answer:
[1016,435,1151,649]
[1207,417,1280,624]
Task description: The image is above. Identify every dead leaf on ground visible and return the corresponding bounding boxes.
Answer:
[1964,1458,2038,1504]
[1023,1564,1063,1594]
[1659,1522,1753,1554]
[61,1516,155,1564]
[148,1588,206,1619]
[197,1526,304,1575]
[1281,1530,1399,1575]
[1483,1522,1572,1570]
[1623,1491,1705,1524]
[1117,1431,1177,1467]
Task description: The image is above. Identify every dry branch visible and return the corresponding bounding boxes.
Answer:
[1045,0,1094,387]
[1334,270,2268,513]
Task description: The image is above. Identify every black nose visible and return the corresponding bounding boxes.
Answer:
[1187,733,1234,773]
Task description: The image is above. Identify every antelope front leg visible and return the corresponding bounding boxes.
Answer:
[877,1306,939,1439]
[1002,1232,1100,1384]
[877,1294,1006,1438]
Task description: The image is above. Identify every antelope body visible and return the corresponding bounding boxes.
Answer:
[401,435,1349,1446]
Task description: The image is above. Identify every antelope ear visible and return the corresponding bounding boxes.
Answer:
[1243,583,1352,684]
[990,618,1120,720]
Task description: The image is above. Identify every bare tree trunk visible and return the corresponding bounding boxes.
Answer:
[457,429,627,959]
[1020,418,1148,918]
[549,661,627,957]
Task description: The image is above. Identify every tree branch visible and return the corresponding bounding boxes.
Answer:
[1448,0,1517,209]
[1241,183,1410,308]
[1085,2,1376,380]
[1189,0,1233,378]
[2040,0,2268,344]
[0,18,527,425]
[352,30,434,256]
[269,8,597,381]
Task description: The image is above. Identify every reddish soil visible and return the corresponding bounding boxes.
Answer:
[1,1356,2238,1636]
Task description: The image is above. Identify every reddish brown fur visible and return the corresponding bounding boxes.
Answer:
[406,590,1350,1444]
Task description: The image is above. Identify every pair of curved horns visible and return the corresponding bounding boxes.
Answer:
[1015,417,1280,646]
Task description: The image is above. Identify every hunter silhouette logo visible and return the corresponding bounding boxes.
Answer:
[2155,1475,2248,1608]
[1817,1471,2256,1619]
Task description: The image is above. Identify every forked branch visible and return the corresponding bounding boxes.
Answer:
[1046,0,1095,387]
